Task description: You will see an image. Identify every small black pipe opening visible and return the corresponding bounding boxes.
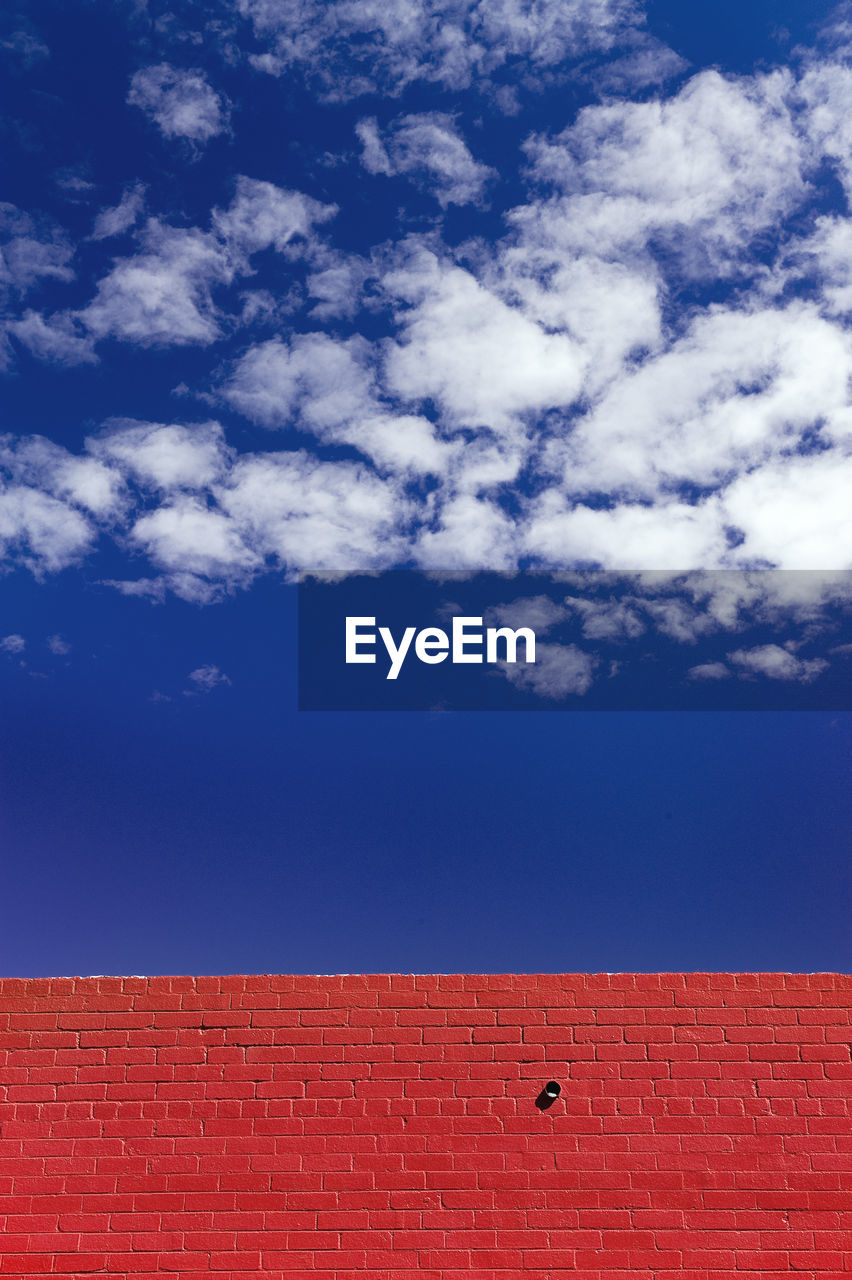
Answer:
[535,1080,562,1110]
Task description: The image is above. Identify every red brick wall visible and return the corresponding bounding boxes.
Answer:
[1,972,851,1278]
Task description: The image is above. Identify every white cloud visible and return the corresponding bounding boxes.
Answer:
[128,64,229,143]
[238,287,299,327]
[47,634,70,655]
[238,0,646,99]
[414,494,518,568]
[0,205,81,367]
[800,61,852,203]
[8,311,97,365]
[0,420,407,587]
[1,28,49,67]
[525,69,807,275]
[383,249,586,432]
[477,0,640,62]
[80,221,234,348]
[89,420,231,492]
[687,661,731,681]
[222,332,376,430]
[0,434,124,517]
[548,304,852,500]
[91,184,146,241]
[773,215,852,318]
[0,204,74,293]
[0,634,25,654]
[218,451,406,571]
[353,414,457,476]
[492,241,661,396]
[501,640,597,698]
[728,643,829,683]
[16,179,337,360]
[103,577,169,603]
[640,595,715,644]
[485,594,569,635]
[357,114,495,206]
[564,595,645,641]
[568,571,852,642]
[721,452,852,570]
[130,497,260,582]
[211,176,337,256]
[523,495,726,570]
[308,252,372,320]
[0,411,851,606]
[187,664,231,690]
[222,332,456,475]
[0,485,95,572]
[55,169,96,196]
[13,29,852,590]
[590,37,686,94]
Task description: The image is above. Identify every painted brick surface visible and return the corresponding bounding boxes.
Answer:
[1,973,851,1278]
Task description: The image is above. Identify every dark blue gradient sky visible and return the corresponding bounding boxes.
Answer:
[1,570,850,977]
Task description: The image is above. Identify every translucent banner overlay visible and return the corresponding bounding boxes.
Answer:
[298,571,852,711]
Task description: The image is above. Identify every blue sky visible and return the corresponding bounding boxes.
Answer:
[1,0,852,976]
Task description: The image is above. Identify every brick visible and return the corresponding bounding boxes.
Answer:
[2,971,851,1275]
